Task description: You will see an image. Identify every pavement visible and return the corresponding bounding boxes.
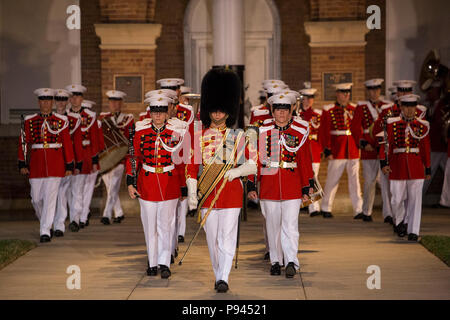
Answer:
[0,203,449,300]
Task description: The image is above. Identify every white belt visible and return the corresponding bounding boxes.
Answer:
[363,129,370,134]
[265,161,297,169]
[330,130,351,136]
[82,140,91,146]
[31,143,61,149]
[393,148,419,154]
[142,163,175,173]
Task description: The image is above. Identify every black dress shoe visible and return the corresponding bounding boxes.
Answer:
[264,252,270,260]
[40,235,51,243]
[69,221,79,232]
[113,216,124,223]
[354,213,365,220]
[270,262,281,276]
[101,217,110,225]
[322,211,333,218]
[160,265,171,279]
[79,222,85,229]
[147,266,158,276]
[408,233,419,242]
[178,235,185,243]
[85,219,89,227]
[54,230,64,237]
[363,215,373,222]
[396,222,407,237]
[216,280,229,293]
[310,211,322,217]
[384,216,394,225]
[285,262,296,278]
[50,229,54,238]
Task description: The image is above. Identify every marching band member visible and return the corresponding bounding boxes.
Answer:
[320,83,363,218]
[249,81,286,127]
[53,89,83,237]
[298,86,323,217]
[379,94,431,241]
[351,79,393,222]
[186,68,257,293]
[18,88,75,242]
[98,90,134,224]
[65,85,102,231]
[249,93,313,278]
[140,89,178,120]
[127,96,187,279]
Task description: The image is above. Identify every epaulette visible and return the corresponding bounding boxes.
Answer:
[293,116,309,128]
[387,117,401,124]
[381,103,394,111]
[323,104,334,111]
[253,109,270,116]
[54,113,68,122]
[83,108,96,118]
[100,112,111,117]
[24,113,37,121]
[259,124,274,134]
[250,104,264,112]
[349,102,357,107]
[135,118,152,132]
[67,111,81,119]
[357,101,370,106]
[262,118,274,124]
[416,105,426,113]
[313,108,323,115]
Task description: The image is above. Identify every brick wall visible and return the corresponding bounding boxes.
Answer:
[99,0,156,23]
[310,0,366,21]
[100,49,156,115]
[154,0,189,81]
[80,0,102,113]
[365,0,386,94]
[274,0,311,91]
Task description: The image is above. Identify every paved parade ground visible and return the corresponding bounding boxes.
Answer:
[0,205,449,300]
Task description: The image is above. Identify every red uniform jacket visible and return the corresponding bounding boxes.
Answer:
[379,116,431,180]
[71,107,101,174]
[185,126,256,209]
[18,113,75,178]
[351,100,391,160]
[320,102,360,159]
[126,119,185,201]
[250,104,272,127]
[66,112,84,169]
[299,108,323,163]
[257,118,314,201]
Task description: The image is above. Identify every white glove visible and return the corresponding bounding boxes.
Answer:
[224,162,257,182]
[186,178,198,210]
[167,117,188,131]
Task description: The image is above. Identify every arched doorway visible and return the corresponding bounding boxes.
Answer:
[183,0,281,106]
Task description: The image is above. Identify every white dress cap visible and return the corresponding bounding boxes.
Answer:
[65,84,87,94]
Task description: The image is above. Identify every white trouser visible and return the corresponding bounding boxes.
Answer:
[308,162,321,213]
[54,175,71,232]
[390,179,424,235]
[201,208,240,283]
[259,201,270,253]
[171,198,188,255]
[101,164,124,219]
[139,198,178,268]
[379,166,393,219]
[70,174,87,223]
[260,199,302,269]
[80,171,98,223]
[30,177,62,236]
[440,158,450,207]
[321,159,363,215]
[362,159,379,216]
[423,152,447,194]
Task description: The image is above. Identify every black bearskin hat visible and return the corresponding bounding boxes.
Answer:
[200,67,242,128]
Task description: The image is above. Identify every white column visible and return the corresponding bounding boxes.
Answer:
[212,0,245,66]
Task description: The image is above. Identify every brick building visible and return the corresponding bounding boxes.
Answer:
[0,0,447,217]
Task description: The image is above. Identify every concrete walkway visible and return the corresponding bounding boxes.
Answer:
[0,206,449,300]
